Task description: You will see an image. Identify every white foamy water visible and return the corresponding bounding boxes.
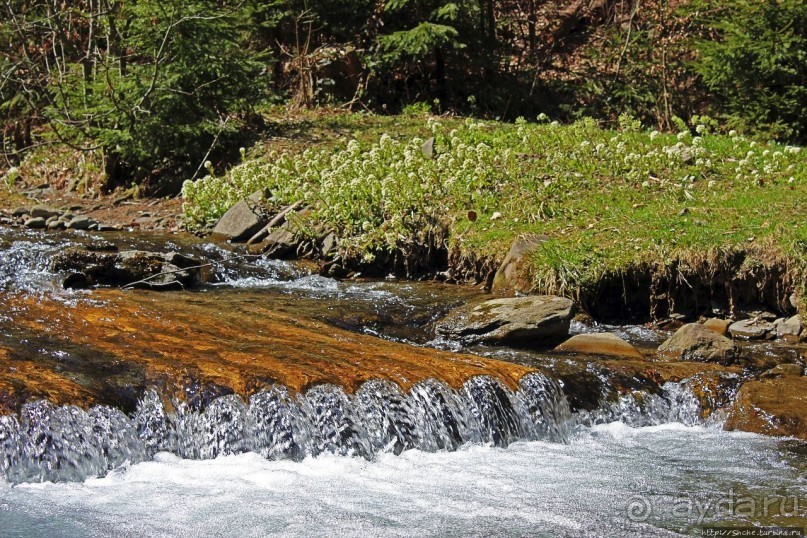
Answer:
[1,424,804,537]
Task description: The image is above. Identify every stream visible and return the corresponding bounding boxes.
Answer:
[0,228,805,536]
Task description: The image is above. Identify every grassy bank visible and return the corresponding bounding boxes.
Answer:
[182,111,807,310]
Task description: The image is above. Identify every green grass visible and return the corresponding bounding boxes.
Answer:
[183,110,807,296]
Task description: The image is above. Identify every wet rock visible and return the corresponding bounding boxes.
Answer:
[51,248,205,290]
[30,205,61,219]
[63,272,92,290]
[775,315,802,342]
[249,222,302,258]
[702,318,731,336]
[728,318,775,339]
[554,333,644,359]
[210,200,267,242]
[491,234,547,294]
[46,220,66,231]
[724,376,807,440]
[11,207,28,217]
[97,224,121,232]
[760,363,803,379]
[657,323,740,364]
[435,295,575,346]
[66,215,92,230]
[24,217,46,229]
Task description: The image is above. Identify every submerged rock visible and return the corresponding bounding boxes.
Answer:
[435,295,575,346]
[657,323,739,364]
[760,363,803,379]
[724,376,807,440]
[51,248,204,290]
[554,333,644,360]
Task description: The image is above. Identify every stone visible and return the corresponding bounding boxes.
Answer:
[11,207,28,217]
[724,376,807,440]
[24,217,46,229]
[210,200,267,242]
[491,234,548,294]
[729,318,775,339]
[246,201,303,246]
[46,220,66,231]
[760,363,803,379]
[421,137,435,159]
[30,205,61,219]
[250,223,301,257]
[702,318,731,336]
[775,315,802,342]
[434,295,575,346]
[657,323,740,364]
[51,248,205,290]
[554,333,644,359]
[97,224,121,232]
[320,232,338,257]
[66,215,92,230]
[63,272,92,290]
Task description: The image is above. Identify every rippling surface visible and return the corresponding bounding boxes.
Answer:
[1,228,806,536]
[2,424,805,537]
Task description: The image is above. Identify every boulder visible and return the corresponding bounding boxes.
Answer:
[491,234,547,294]
[724,376,807,440]
[24,217,46,229]
[554,333,644,359]
[51,248,205,290]
[729,318,775,339]
[11,207,28,217]
[66,215,92,230]
[257,224,301,257]
[30,205,61,219]
[702,318,731,336]
[210,200,267,242]
[46,220,66,231]
[435,295,575,346]
[657,323,740,364]
[775,315,802,342]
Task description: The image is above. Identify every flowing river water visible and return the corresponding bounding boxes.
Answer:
[0,228,805,536]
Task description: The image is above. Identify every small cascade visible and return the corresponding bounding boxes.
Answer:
[575,380,704,428]
[0,373,572,484]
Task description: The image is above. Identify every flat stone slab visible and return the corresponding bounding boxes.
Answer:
[729,319,775,339]
[435,295,575,346]
[555,333,644,359]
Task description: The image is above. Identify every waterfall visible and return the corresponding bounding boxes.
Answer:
[1,373,571,484]
[0,372,718,485]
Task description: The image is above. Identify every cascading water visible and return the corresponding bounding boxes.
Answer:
[0,371,721,485]
[0,373,574,484]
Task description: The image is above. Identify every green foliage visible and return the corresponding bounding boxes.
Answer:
[694,0,807,142]
[47,0,266,190]
[184,114,806,291]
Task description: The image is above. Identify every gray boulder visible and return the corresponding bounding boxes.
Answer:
[435,295,575,346]
[729,319,775,339]
[775,315,803,342]
[658,323,740,364]
[210,200,267,242]
[491,234,547,294]
[66,215,92,230]
[30,205,61,219]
